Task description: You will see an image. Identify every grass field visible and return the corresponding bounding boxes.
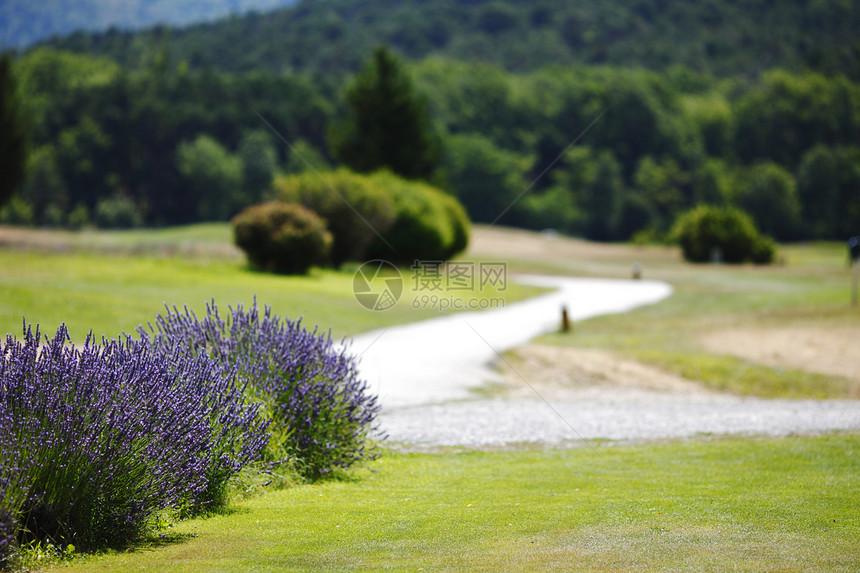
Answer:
[539,243,859,398]
[4,223,859,571]
[468,227,860,398]
[0,224,543,342]
[58,435,860,572]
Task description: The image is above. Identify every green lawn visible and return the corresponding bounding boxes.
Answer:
[520,241,860,398]
[61,434,860,572]
[0,222,238,255]
[5,225,859,571]
[0,224,542,341]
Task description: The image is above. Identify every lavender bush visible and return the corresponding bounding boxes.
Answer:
[0,323,268,549]
[145,300,381,479]
[0,478,17,570]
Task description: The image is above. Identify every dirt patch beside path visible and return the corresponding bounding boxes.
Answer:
[700,326,860,382]
[496,343,714,400]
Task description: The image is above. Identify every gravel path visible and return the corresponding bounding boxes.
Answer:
[352,276,673,407]
[379,394,860,449]
[349,276,860,448]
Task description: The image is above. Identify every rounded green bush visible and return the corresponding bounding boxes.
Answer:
[274,168,471,265]
[436,190,472,259]
[232,201,332,275]
[750,234,777,265]
[272,169,396,267]
[366,171,471,263]
[671,205,775,264]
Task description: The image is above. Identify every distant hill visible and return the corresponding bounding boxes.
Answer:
[39,0,860,78]
[0,0,298,49]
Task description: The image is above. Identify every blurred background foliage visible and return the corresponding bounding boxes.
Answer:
[33,0,860,78]
[1,0,859,245]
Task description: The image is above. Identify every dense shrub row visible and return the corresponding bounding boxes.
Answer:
[0,301,378,560]
[235,169,470,274]
[273,169,396,267]
[671,205,776,264]
[365,171,470,263]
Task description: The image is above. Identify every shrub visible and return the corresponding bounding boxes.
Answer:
[272,169,396,267]
[0,323,268,549]
[145,301,381,480]
[436,190,471,259]
[232,201,332,275]
[272,169,470,265]
[671,205,775,264]
[366,171,470,263]
[0,478,17,571]
[751,234,777,265]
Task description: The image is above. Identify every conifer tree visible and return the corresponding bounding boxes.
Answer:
[0,52,28,210]
[329,46,440,180]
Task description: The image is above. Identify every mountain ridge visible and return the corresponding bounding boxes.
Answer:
[0,0,298,49]
[34,0,860,79]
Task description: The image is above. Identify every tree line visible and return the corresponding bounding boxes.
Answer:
[2,45,860,242]
[47,0,860,80]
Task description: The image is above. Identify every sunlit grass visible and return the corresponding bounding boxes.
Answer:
[0,225,544,341]
[5,226,859,571]
[62,434,860,572]
[525,241,860,398]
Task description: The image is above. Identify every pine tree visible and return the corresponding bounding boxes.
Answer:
[0,52,28,210]
[329,46,440,181]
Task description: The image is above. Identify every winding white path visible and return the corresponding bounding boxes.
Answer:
[348,276,860,448]
[351,276,672,408]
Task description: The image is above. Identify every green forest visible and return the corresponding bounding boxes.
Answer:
[2,0,860,245]
[44,0,860,77]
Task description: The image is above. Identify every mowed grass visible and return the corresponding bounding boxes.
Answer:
[0,224,542,342]
[0,222,238,255]
[62,434,859,572]
[6,225,859,571]
[540,270,859,398]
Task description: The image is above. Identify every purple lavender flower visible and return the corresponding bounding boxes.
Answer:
[145,300,381,479]
[0,477,17,570]
[0,321,269,549]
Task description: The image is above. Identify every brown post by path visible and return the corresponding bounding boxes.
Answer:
[853,260,858,308]
[561,305,571,333]
[850,237,860,308]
